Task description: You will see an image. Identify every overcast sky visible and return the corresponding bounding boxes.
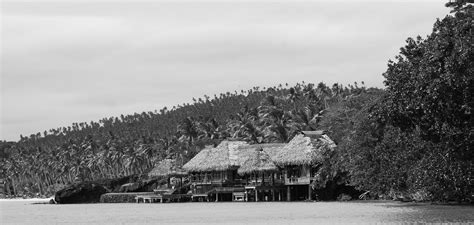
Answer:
[1,0,450,141]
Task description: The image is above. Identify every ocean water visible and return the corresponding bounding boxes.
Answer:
[1,199,473,224]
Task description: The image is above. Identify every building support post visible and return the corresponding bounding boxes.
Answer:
[271,189,275,201]
[255,189,258,202]
[216,192,218,202]
[308,185,312,201]
[287,186,291,201]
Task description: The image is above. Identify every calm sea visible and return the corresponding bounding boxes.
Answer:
[1,200,473,224]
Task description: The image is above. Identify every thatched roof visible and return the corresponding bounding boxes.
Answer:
[237,146,278,175]
[273,132,336,166]
[148,159,187,178]
[182,141,249,172]
[182,131,336,172]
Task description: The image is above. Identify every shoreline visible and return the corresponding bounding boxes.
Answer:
[0,197,471,206]
[0,197,53,202]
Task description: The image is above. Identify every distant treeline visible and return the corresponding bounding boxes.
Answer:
[1,2,472,201]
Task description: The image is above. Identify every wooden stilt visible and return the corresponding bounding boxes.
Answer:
[255,189,258,202]
[308,185,312,200]
[272,189,275,201]
[295,186,298,201]
[287,186,291,201]
[216,192,219,202]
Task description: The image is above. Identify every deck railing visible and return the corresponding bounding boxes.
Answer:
[285,176,310,185]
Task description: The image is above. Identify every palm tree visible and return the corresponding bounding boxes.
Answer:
[177,117,199,144]
[290,105,324,131]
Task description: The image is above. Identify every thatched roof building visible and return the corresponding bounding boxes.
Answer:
[182,131,336,172]
[273,132,336,166]
[237,146,278,175]
[182,141,249,172]
[148,159,187,178]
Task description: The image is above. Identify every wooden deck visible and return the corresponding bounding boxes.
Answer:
[135,194,192,203]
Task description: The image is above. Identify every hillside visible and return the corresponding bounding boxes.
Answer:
[1,82,378,197]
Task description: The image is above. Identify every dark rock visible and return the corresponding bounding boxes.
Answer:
[55,182,107,204]
[54,175,161,204]
[91,175,139,193]
[119,183,140,192]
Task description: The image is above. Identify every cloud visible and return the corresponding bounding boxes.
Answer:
[1,1,450,140]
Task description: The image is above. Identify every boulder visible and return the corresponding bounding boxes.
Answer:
[119,183,140,192]
[55,175,137,204]
[54,175,162,204]
[55,182,107,204]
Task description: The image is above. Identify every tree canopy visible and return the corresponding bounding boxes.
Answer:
[338,2,473,201]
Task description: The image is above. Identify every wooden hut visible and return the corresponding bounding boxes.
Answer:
[182,131,336,202]
[148,159,187,191]
[273,131,336,201]
[183,141,288,201]
[183,141,249,201]
[237,147,278,176]
[237,144,286,201]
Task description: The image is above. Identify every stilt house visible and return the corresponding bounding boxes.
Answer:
[182,131,336,201]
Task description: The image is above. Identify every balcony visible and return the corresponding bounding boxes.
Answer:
[285,176,310,185]
[190,175,212,184]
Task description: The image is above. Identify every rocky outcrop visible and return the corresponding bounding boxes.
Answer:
[55,175,135,204]
[119,183,140,192]
[54,175,163,204]
[54,181,107,204]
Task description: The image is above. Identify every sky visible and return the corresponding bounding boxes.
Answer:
[1,0,451,141]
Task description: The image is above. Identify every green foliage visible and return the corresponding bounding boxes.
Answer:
[339,3,473,201]
[0,81,371,197]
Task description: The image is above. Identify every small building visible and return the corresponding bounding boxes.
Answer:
[148,159,188,191]
[183,131,336,202]
[273,131,336,201]
[237,144,286,202]
[183,141,249,201]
